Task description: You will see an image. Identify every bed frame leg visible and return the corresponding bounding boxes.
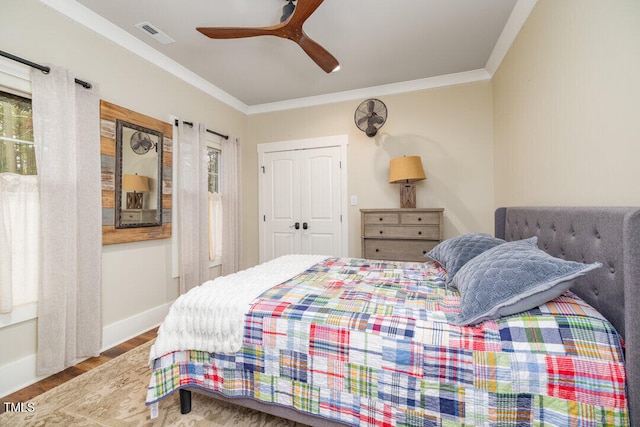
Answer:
[180,389,192,414]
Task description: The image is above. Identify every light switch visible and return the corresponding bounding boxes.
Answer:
[350,195,358,206]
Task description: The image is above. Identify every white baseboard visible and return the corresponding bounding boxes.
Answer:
[0,354,47,400]
[0,301,173,398]
[101,301,172,351]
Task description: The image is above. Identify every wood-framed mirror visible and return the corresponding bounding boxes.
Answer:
[114,119,163,228]
[100,100,172,244]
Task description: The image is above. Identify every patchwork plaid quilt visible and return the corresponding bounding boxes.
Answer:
[146,258,629,426]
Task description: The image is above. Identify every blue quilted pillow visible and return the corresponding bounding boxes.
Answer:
[426,233,506,287]
[452,237,602,326]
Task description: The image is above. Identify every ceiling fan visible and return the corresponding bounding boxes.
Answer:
[197,0,340,73]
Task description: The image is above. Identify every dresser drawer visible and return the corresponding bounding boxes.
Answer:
[400,212,441,225]
[364,225,440,240]
[363,239,438,262]
[121,210,141,222]
[363,212,399,225]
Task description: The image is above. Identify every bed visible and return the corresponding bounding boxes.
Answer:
[146,206,638,426]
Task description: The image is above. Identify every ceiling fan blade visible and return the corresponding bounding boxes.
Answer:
[197,0,338,73]
[197,25,281,39]
[297,32,339,73]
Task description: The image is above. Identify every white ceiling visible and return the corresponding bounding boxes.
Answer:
[49,0,534,113]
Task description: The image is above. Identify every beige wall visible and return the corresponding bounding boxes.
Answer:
[246,81,496,267]
[493,0,640,206]
[0,0,245,369]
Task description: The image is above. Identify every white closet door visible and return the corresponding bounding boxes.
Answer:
[263,150,301,259]
[299,146,342,256]
[261,146,342,261]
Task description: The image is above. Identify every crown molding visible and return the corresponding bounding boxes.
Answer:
[247,69,491,115]
[485,0,538,76]
[38,0,249,114]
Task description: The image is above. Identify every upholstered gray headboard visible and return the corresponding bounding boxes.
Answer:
[495,207,640,426]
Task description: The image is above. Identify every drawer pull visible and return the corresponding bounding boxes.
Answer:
[379,230,383,234]
[423,250,427,254]
[418,231,422,235]
[375,249,380,252]
[418,217,422,221]
[379,217,383,221]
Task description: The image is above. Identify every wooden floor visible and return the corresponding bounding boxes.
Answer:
[0,327,157,414]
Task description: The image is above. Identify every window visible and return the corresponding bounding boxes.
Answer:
[1,91,36,174]
[0,89,40,320]
[207,143,222,264]
[207,146,220,193]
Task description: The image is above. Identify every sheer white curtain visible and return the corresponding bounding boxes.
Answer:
[0,173,39,313]
[208,191,222,262]
[31,66,102,376]
[221,136,241,275]
[178,121,209,293]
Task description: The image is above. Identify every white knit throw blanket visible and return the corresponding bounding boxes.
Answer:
[149,254,328,365]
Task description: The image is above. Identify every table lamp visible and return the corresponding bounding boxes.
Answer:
[122,174,149,209]
[388,156,426,208]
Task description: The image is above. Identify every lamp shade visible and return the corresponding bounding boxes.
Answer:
[122,174,150,192]
[389,156,426,183]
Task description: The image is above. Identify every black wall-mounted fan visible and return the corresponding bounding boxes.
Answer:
[130,131,155,155]
[354,99,387,137]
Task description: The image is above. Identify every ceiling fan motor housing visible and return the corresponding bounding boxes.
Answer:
[281,0,296,22]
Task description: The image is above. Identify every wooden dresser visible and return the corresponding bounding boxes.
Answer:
[361,208,444,262]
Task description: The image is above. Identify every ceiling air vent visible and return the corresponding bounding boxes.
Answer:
[134,21,175,45]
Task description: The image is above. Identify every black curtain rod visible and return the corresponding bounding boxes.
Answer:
[0,50,92,89]
[175,119,229,140]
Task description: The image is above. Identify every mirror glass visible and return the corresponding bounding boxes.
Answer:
[114,119,163,228]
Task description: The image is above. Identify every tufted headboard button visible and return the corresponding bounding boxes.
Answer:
[594,288,599,296]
